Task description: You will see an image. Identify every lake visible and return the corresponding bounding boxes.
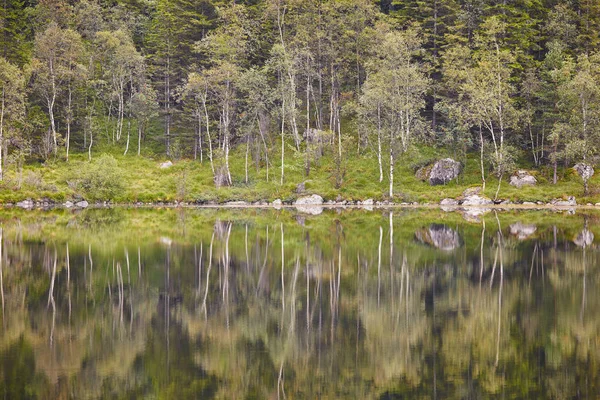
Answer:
[0,207,598,399]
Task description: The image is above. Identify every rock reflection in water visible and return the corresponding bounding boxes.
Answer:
[415,223,462,251]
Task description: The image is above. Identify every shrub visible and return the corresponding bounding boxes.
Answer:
[72,154,125,201]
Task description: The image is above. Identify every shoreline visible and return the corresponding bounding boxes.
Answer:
[2,202,598,211]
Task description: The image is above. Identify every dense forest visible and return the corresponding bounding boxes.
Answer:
[1,0,600,201]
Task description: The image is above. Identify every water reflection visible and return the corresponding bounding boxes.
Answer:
[0,208,598,398]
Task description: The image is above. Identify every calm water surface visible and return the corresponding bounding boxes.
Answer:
[0,207,598,399]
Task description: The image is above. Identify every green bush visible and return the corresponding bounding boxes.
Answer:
[72,154,125,201]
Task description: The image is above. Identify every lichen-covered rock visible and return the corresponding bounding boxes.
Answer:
[225,201,249,207]
[440,198,459,206]
[415,164,433,181]
[294,194,324,215]
[428,158,462,185]
[415,224,462,251]
[462,187,482,197]
[272,199,283,209]
[574,163,594,181]
[551,196,576,206]
[294,194,324,205]
[461,195,493,206]
[510,170,537,188]
[16,199,34,209]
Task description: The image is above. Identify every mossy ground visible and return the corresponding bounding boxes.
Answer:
[0,139,595,204]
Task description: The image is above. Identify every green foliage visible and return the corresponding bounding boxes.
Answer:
[71,154,124,201]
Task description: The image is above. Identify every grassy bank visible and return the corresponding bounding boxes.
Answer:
[0,141,595,204]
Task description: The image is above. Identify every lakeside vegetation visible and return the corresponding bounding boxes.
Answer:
[2,0,600,203]
[1,143,598,204]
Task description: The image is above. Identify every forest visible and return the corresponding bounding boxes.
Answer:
[1,0,600,203]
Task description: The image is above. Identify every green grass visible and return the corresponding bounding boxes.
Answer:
[0,139,596,204]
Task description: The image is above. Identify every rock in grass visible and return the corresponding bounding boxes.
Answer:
[294,194,324,215]
[76,200,89,208]
[428,158,462,185]
[462,187,482,197]
[159,161,173,169]
[440,198,459,206]
[574,163,594,181]
[461,195,493,206]
[294,194,324,206]
[415,164,433,181]
[551,196,576,206]
[226,201,249,206]
[509,170,537,188]
[272,199,283,209]
[16,199,34,209]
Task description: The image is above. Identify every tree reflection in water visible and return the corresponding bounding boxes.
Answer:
[0,207,597,398]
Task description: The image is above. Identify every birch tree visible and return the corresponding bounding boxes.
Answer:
[95,30,145,146]
[362,25,429,198]
[32,22,85,158]
[0,57,25,180]
[442,17,518,196]
[196,4,249,186]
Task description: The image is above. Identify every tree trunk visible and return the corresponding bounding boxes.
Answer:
[203,97,214,174]
[245,133,249,184]
[66,85,72,162]
[389,133,394,198]
[48,95,57,156]
[137,124,142,156]
[258,118,269,182]
[0,89,4,181]
[281,97,286,185]
[479,124,486,191]
[377,103,383,183]
[198,111,203,163]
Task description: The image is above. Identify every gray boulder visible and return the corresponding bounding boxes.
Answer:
[76,200,89,208]
[462,187,482,197]
[428,158,462,185]
[551,196,577,206]
[272,199,283,209]
[294,194,324,206]
[294,194,324,215]
[461,195,493,206]
[225,201,249,207]
[440,198,459,206]
[16,199,34,209]
[574,163,594,182]
[159,161,173,169]
[510,170,537,188]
